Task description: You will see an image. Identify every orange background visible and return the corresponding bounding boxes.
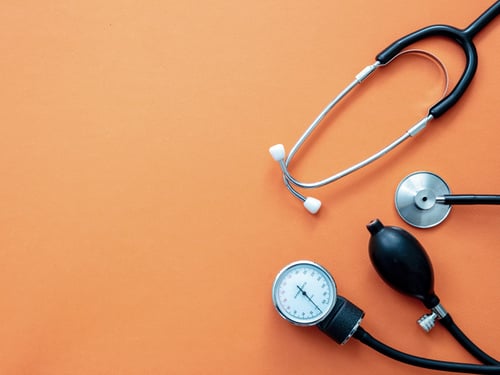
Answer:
[0,1,499,374]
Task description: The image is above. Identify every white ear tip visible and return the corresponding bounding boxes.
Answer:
[304,197,321,214]
[269,144,285,161]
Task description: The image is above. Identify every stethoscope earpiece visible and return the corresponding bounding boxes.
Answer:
[269,143,323,214]
[269,144,285,161]
[303,197,322,215]
[270,1,500,370]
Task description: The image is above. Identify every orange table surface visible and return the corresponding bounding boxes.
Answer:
[0,1,499,374]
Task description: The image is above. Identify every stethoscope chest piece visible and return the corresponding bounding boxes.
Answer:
[395,171,451,228]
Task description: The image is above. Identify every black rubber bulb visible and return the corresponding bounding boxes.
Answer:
[366,219,439,308]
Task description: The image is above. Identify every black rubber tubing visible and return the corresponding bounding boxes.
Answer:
[353,326,500,374]
[441,195,500,205]
[440,315,500,366]
[375,1,500,119]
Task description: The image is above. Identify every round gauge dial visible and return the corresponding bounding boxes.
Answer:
[272,260,337,326]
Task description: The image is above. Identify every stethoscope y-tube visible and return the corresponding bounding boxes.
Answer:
[269,1,500,214]
[270,2,500,373]
[376,1,500,118]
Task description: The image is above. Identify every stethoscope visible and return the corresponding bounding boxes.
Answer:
[395,171,500,228]
[268,0,500,215]
[270,2,500,374]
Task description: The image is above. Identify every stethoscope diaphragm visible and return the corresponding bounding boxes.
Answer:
[395,171,452,228]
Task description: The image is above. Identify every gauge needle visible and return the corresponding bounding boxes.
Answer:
[296,285,322,312]
[294,282,306,299]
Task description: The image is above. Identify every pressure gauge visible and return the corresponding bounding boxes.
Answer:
[272,260,337,326]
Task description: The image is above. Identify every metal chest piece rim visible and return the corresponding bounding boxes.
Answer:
[395,171,452,228]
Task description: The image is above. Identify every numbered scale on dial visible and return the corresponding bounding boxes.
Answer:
[272,261,337,326]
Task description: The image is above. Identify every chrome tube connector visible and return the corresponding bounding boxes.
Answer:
[417,303,449,332]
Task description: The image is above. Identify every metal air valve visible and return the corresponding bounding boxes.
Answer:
[417,303,449,332]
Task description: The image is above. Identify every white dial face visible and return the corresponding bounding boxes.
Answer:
[272,261,337,326]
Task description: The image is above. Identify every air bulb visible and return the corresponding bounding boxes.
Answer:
[366,219,439,309]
